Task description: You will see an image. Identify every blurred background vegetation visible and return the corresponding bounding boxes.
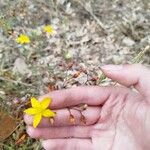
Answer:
[0,0,149,149]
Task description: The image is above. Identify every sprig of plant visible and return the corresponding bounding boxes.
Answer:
[68,108,76,124]
[99,45,150,84]
[132,45,149,63]
[68,104,88,125]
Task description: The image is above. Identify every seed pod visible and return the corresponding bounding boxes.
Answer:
[79,104,88,111]
[50,118,54,125]
[80,115,86,124]
[73,71,81,78]
[69,114,75,124]
[15,133,27,145]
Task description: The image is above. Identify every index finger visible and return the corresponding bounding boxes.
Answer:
[39,86,128,109]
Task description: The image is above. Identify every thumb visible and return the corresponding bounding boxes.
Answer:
[101,64,150,98]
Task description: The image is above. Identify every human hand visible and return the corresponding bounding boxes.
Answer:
[24,64,150,150]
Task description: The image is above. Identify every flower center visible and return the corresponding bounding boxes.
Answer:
[36,107,45,114]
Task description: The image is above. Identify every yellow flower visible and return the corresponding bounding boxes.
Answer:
[43,25,54,34]
[16,34,30,44]
[24,97,56,128]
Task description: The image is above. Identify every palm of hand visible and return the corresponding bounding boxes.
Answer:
[91,88,150,150]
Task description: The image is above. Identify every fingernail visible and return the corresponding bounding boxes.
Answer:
[100,65,123,71]
[42,141,47,148]
[26,126,33,135]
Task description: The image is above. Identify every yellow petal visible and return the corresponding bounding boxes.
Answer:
[42,109,56,117]
[43,25,54,33]
[33,114,42,128]
[24,108,38,115]
[40,97,51,109]
[31,97,40,108]
[16,34,30,44]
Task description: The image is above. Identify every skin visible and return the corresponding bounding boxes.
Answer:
[24,64,150,150]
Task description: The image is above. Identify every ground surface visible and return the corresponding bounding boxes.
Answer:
[0,0,149,149]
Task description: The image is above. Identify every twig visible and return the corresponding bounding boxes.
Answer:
[74,0,107,34]
[9,120,24,137]
[132,45,150,63]
[0,76,36,88]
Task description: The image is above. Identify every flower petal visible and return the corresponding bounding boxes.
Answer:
[24,108,38,115]
[31,97,40,108]
[43,25,54,34]
[42,109,56,117]
[40,97,51,109]
[16,34,30,44]
[33,114,42,128]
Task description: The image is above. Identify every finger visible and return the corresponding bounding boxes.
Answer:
[24,106,101,127]
[27,125,92,139]
[42,138,93,150]
[101,64,150,98]
[39,86,122,109]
